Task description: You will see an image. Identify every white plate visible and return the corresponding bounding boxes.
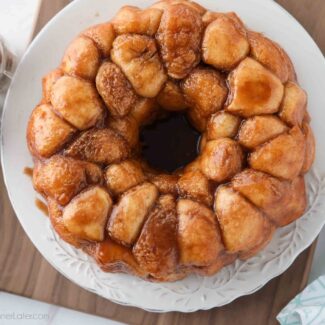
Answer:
[2,0,325,313]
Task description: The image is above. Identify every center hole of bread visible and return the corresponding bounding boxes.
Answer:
[140,113,200,173]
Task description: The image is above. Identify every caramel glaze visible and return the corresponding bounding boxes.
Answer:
[24,167,49,216]
[35,198,49,216]
[239,80,272,106]
[23,167,33,178]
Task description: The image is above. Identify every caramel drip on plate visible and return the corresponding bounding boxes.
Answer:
[35,198,48,217]
[23,167,33,178]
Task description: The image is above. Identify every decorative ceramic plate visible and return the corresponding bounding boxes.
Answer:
[2,0,325,312]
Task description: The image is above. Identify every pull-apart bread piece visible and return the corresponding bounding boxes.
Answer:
[181,67,228,131]
[62,186,112,241]
[105,160,146,197]
[202,14,250,70]
[151,0,206,15]
[27,104,76,158]
[112,6,163,36]
[50,75,103,130]
[61,36,101,80]
[111,34,167,97]
[95,61,138,118]
[65,128,130,165]
[151,173,179,195]
[215,185,275,260]
[82,22,115,57]
[157,80,188,111]
[178,199,223,265]
[156,3,203,79]
[134,195,183,281]
[232,170,306,227]
[26,0,315,282]
[248,31,296,83]
[249,126,306,180]
[226,58,284,117]
[238,115,288,149]
[279,81,307,127]
[108,183,159,246]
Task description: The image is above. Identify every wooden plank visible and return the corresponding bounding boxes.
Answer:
[0,0,323,324]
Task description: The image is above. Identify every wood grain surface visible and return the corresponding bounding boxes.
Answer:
[0,1,324,324]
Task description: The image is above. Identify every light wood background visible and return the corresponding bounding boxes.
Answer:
[1,1,324,324]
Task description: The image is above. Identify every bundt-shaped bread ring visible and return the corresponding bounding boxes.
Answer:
[26,0,315,282]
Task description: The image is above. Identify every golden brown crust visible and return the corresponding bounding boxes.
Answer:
[130,98,159,125]
[186,108,209,133]
[206,111,241,140]
[92,238,147,277]
[156,3,203,79]
[105,160,145,196]
[83,162,103,184]
[248,31,291,83]
[112,6,163,36]
[150,174,179,195]
[178,170,213,206]
[182,157,202,174]
[177,199,224,267]
[108,183,159,246]
[50,75,103,130]
[200,138,243,182]
[301,122,316,174]
[202,11,245,27]
[27,104,76,158]
[48,198,83,248]
[195,252,237,276]
[82,23,115,57]
[202,15,249,70]
[27,1,314,282]
[111,34,167,97]
[157,80,188,111]
[61,36,100,80]
[133,195,178,278]
[33,156,87,206]
[96,61,138,118]
[152,0,206,15]
[107,115,139,148]
[279,81,307,127]
[249,126,306,180]
[182,67,228,131]
[238,115,288,149]
[62,186,112,241]
[227,58,284,117]
[232,169,307,227]
[215,185,275,257]
[280,46,297,82]
[42,68,64,103]
[233,169,289,213]
[64,128,130,165]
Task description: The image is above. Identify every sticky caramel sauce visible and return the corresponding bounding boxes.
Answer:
[239,80,272,107]
[35,198,48,217]
[23,167,33,178]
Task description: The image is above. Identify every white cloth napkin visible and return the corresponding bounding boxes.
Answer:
[277,276,325,325]
[0,0,41,57]
[0,0,41,107]
[0,292,126,325]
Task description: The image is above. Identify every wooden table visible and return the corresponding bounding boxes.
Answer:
[1,1,324,324]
